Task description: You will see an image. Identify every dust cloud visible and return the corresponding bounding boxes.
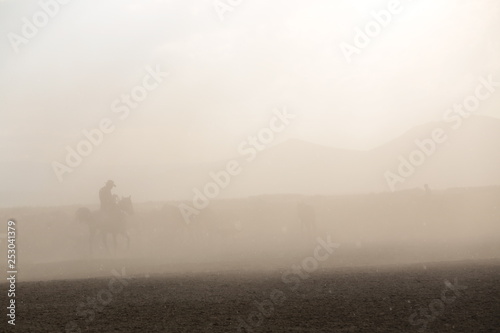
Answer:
[2,184,499,281]
[1,0,499,282]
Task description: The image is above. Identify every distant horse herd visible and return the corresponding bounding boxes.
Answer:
[74,196,317,255]
[73,183,442,256]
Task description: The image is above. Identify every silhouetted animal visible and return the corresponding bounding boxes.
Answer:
[76,196,134,254]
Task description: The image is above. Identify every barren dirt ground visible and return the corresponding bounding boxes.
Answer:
[2,260,499,333]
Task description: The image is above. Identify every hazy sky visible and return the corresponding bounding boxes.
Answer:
[1,0,499,205]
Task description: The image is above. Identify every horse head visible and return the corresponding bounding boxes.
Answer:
[118,195,134,215]
[75,207,92,224]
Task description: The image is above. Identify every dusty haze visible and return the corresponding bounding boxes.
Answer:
[1,0,499,276]
[1,2,500,332]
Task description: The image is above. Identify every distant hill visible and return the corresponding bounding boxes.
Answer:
[2,116,499,206]
[222,115,500,196]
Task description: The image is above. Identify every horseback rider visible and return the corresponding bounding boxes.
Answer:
[99,180,118,213]
[91,180,131,252]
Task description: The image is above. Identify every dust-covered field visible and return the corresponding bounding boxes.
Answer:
[1,259,499,333]
[2,189,500,332]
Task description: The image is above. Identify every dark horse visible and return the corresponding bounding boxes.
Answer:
[75,196,134,254]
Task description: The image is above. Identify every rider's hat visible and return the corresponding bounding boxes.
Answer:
[106,180,116,187]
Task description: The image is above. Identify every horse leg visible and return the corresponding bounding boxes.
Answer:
[112,233,117,256]
[124,232,130,251]
[102,232,109,253]
[89,230,94,256]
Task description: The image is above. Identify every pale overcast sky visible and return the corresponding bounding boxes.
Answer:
[1,0,499,205]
